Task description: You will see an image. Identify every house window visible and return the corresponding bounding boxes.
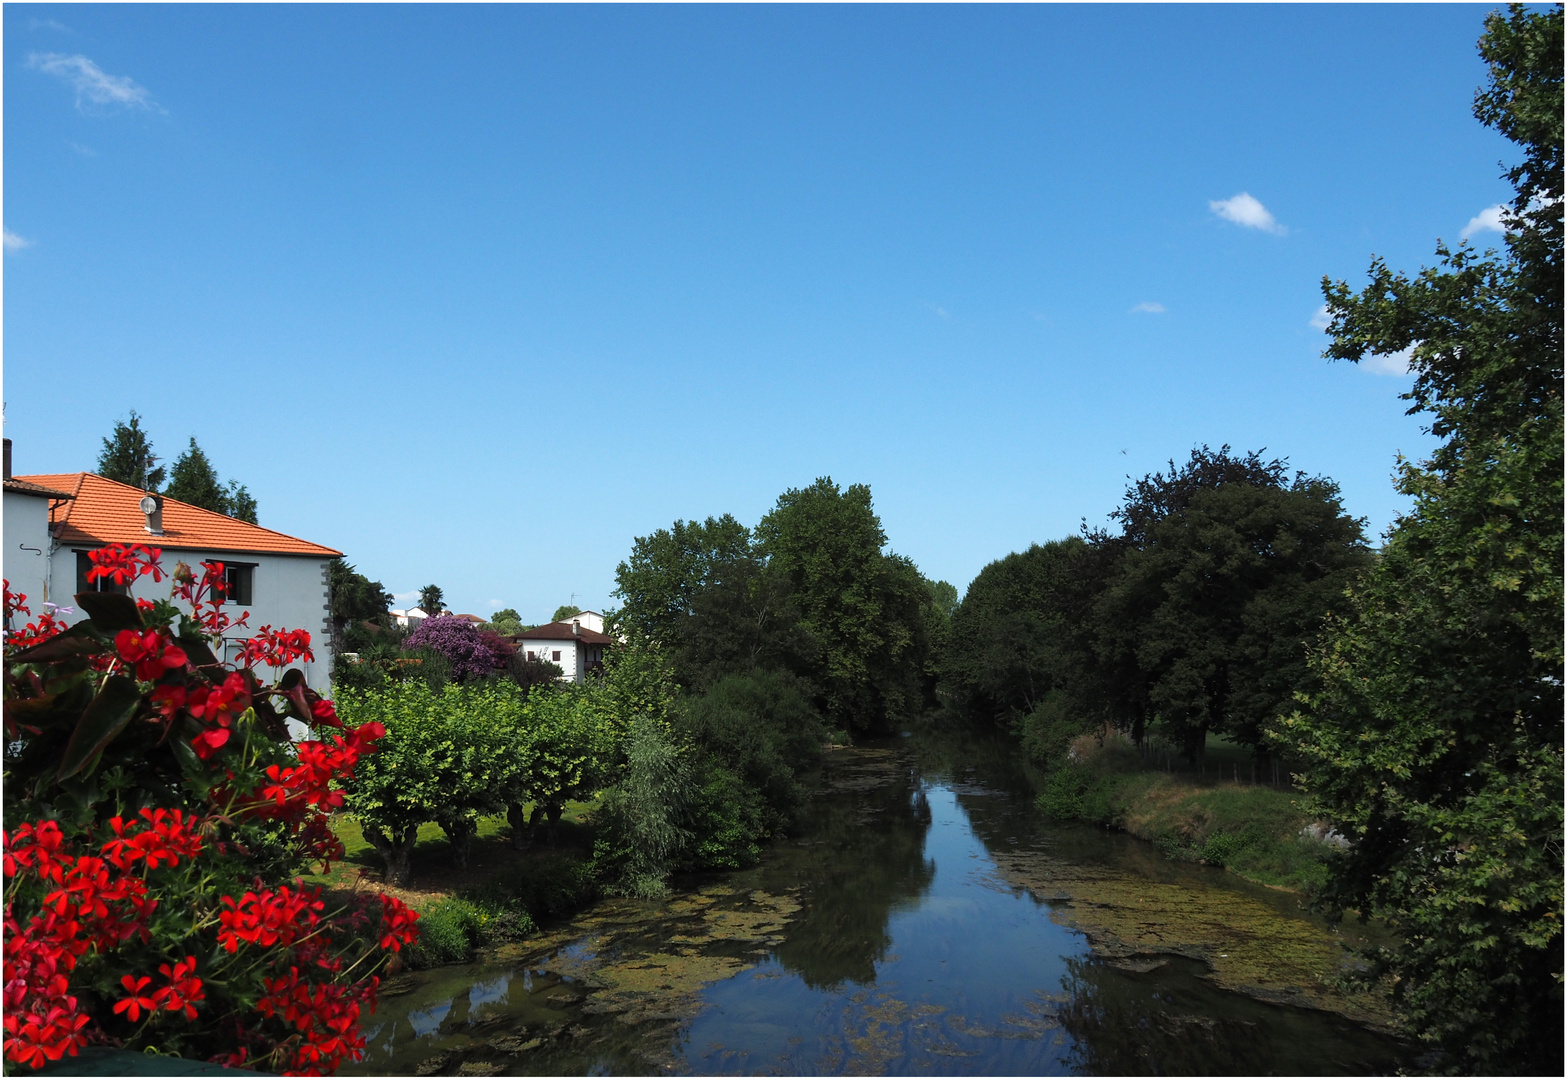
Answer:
[224,564,255,606]
[551,650,561,662]
[75,551,129,595]
[526,650,536,660]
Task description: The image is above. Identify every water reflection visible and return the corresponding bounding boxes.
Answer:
[768,752,936,989]
[348,736,1410,1076]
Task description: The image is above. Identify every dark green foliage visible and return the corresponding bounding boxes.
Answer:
[1014,692,1098,767]
[417,584,445,617]
[683,760,766,870]
[329,558,394,656]
[754,479,931,736]
[1096,447,1370,757]
[489,608,525,636]
[551,604,583,623]
[96,410,165,490]
[163,437,258,522]
[943,537,1103,725]
[1278,8,1563,1072]
[676,671,824,824]
[613,514,754,643]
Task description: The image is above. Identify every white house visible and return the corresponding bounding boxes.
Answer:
[567,610,605,635]
[389,607,430,629]
[516,617,613,682]
[5,464,341,693]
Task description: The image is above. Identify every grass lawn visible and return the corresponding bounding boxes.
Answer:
[304,800,599,911]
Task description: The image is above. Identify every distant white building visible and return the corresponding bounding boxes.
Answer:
[568,610,605,634]
[516,617,612,682]
[389,607,430,629]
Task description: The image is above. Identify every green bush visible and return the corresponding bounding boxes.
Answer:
[684,759,766,870]
[593,716,693,898]
[408,898,483,967]
[1015,692,1097,767]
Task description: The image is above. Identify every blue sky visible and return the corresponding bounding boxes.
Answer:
[3,4,1516,620]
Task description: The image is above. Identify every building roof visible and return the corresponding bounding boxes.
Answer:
[514,620,614,645]
[17,473,341,558]
[4,477,75,500]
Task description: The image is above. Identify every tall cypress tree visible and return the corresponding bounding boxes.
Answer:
[164,438,229,515]
[96,411,165,490]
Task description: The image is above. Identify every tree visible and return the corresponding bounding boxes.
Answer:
[551,604,582,623]
[164,438,227,514]
[1095,447,1369,759]
[328,559,393,654]
[611,515,754,643]
[162,437,259,523]
[1277,7,1562,1072]
[753,478,930,736]
[417,584,445,617]
[488,608,525,636]
[96,411,165,490]
[403,615,500,683]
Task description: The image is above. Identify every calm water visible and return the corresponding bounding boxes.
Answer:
[346,729,1409,1075]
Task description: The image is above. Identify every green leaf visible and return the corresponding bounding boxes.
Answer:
[73,591,145,633]
[57,675,145,782]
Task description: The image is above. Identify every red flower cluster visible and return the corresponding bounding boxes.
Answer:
[153,673,253,759]
[257,968,374,1076]
[243,626,315,669]
[255,722,386,818]
[100,809,204,872]
[85,544,165,588]
[376,895,420,953]
[114,629,189,682]
[172,561,250,638]
[217,886,325,954]
[1,917,90,1070]
[2,583,69,651]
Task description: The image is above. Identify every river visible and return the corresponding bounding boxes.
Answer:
[344,727,1410,1075]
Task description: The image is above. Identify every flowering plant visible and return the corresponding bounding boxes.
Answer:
[402,615,501,683]
[2,545,418,1074]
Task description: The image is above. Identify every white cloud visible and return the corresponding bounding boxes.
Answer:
[4,230,33,253]
[1460,204,1507,239]
[926,303,950,319]
[28,53,159,112]
[30,19,72,33]
[1363,345,1414,376]
[1131,301,1166,314]
[1209,192,1286,235]
[1310,304,1332,331]
[67,141,97,157]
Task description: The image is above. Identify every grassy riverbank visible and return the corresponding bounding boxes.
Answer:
[304,805,602,968]
[1035,736,1330,893]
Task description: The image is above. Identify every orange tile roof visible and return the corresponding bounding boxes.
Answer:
[18,473,341,558]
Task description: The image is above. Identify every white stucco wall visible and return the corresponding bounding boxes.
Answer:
[47,545,334,693]
[2,491,56,612]
[518,635,584,681]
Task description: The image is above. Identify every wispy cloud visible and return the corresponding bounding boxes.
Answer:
[67,141,97,157]
[4,230,34,254]
[926,303,950,319]
[1460,204,1507,239]
[1130,302,1166,315]
[1209,192,1286,235]
[1364,346,1414,376]
[28,53,160,113]
[1310,304,1332,331]
[29,18,71,33]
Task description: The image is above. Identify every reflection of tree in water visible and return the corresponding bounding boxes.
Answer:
[769,755,934,989]
[1054,956,1406,1076]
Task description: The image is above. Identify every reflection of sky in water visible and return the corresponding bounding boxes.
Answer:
[469,971,512,1012]
[685,784,1086,1075]
[404,999,451,1039]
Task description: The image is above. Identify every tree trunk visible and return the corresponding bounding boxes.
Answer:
[364,823,419,887]
[439,816,475,870]
[506,802,531,850]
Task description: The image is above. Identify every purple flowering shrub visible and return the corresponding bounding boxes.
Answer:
[403,615,499,682]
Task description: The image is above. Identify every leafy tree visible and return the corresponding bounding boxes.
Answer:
[96,410,165,490]
[943,536,1103,725]
[1277,7,1562,1072]
[328,558,394,655]
[612,514,753,642]
[417,584,445,617]
[753,478,931,735]
[551,604,582,623]
[488,608,525,636]
[1095,447,1369,759]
